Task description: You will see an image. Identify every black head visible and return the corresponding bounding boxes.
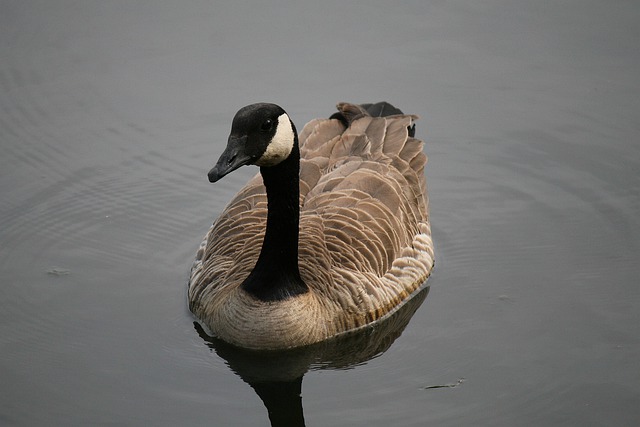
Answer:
[208,103,295,183]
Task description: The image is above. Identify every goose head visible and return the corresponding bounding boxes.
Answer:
[208,103,296,183]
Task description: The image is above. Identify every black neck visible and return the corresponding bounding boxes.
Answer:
[241,135,308,301]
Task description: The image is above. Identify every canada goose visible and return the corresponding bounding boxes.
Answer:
[189,102,434,350]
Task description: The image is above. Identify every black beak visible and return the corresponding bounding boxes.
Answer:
[207,135,252,183]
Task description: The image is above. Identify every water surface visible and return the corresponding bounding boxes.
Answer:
[1,1,639,425]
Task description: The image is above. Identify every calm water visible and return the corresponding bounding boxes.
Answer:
[2,1,639,425]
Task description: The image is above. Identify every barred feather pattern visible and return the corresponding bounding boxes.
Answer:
[188,103,434,349]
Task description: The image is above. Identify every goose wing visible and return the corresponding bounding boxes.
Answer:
[297,103,433,326]
[189,173,267,305]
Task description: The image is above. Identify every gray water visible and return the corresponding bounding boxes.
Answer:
[1,1,639,426]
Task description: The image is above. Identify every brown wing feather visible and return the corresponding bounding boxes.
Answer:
[294,104,432,323]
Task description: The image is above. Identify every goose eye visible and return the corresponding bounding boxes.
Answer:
[260,119,273,132]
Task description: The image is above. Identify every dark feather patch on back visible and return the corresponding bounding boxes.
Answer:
[332,102,418,138]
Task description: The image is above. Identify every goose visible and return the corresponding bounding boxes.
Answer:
[188,102,434,350]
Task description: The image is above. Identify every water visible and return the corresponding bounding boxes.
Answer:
[1,1,639,425]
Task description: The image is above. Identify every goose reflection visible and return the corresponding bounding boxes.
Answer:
[195,286,430,427]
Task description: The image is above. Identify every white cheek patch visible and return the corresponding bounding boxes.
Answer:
[255,114,294,166]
